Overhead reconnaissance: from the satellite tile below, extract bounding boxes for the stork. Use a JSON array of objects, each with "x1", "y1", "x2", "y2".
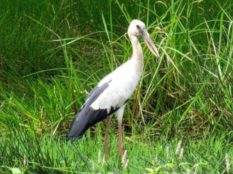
[{"x1": 68, "y1": 19, "x2": 160, "y2": 162}]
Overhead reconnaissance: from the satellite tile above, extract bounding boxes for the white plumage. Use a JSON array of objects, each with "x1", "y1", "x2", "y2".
[
  {"x1": 68, "y1": 19, "x2": 160, "y2": 162},
  {"x1": 91, "y1": 57, "x2": 143, "y2": 112}
]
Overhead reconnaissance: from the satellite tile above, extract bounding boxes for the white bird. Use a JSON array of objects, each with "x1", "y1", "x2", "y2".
[{"x1": 68, "y1": 19, "x2": 160, "y2": 162}]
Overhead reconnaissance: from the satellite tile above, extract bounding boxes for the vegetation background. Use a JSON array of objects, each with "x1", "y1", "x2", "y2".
[{"x1": 0, "y1": 0, "x2": 233, "y2": 173}]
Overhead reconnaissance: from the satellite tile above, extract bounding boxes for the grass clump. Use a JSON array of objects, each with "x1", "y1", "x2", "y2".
[
  {"x1": 0, "y1": 131, "x2": 232, "y2": 173},
  {"x1": 0, "y1": 0, "x2": 233, "y2": 173}
]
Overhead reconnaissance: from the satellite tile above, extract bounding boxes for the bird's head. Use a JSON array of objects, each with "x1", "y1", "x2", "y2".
[{"x1": 128, "y1": 19, "x2": 160, "y2": 58}]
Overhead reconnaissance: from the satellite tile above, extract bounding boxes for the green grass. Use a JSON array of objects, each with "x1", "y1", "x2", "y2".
[
  {"x1": 0, "y1": 0, "x2": 233, "y2": 173},
  {"x1": 0, "y1": 131, "x2": 232, "y2": 173}
]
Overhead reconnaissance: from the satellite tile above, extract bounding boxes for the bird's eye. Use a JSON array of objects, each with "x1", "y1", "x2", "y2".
[{"x1": 136, "y1": 25, "x2": 140, "y2": 30}]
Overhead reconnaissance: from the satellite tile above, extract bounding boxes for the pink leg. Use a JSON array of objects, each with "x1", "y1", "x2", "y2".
[
  {"x1": 117, "y1": 123, "x2": 125, "y2": 159},
  {"x1": 115, "y1": 106, "x2": 126, "y2": 162},
  {"x1": 104, "y1": 117, "x2": 111, "y2": 161}
]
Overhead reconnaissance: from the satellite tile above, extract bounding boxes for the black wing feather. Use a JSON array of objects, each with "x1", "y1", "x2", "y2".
[{"x1": 68, "y1": 81, "x2": 118, "y2": 140}]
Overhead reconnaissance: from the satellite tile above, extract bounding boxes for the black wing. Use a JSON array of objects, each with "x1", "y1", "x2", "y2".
[{"x1": 68, "y1": 81, "x2": 119, "y2": 140}]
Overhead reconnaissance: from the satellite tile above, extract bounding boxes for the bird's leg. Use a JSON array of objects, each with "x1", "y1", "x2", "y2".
[
  {"x1": 115, "y1": 105, "x2": 127, "y2": 165},
  {"x1": 118, "y1": 122, "x2": 129, "y2": 169},
  {"x1": 104, "y1": 117, "x2": 111, "y2": 162},
  {"x1": 117, "y1": 122, "x2": 125, "y2": 159}
]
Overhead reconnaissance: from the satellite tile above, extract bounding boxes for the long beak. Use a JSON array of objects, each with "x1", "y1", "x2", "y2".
[{"x1": 143, "y1": 30, "x2": 160, "y2": 58}]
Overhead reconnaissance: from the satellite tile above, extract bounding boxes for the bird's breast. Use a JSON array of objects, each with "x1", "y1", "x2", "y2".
[
  {"x1": 112, "y1": 68, "x2": 141, "y2": 98},
  {"x1": 91, "y1": 59, "x2": 143, "y2": 110}
]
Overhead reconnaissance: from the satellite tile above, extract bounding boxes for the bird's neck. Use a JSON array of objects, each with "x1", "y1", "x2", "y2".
[
  {"x1": 130, "y1": 35, "x2": 144, "y2": 72},
  {"x1": 130, "y1": 36, "x2": 143, "y2": 60}
]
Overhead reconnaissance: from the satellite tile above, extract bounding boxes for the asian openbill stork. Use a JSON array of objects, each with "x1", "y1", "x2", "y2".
[{"x1": 68, "y1": 19, "x2": 160, "y2": 162}]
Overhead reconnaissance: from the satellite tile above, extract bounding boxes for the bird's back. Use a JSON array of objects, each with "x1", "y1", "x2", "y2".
[{"x1": 68, "y1": 58, "x2": 143, "y2": 140}]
